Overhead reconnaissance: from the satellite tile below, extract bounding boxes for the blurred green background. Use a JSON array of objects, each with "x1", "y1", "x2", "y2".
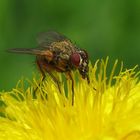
[{"x1": 0, "y1": 0, "x2": 140, "y2": 90}]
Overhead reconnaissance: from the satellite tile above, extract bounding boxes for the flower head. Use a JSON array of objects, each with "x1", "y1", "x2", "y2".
[{"x1": 0, "y1": 58, "x2": 140, "y2": 140}]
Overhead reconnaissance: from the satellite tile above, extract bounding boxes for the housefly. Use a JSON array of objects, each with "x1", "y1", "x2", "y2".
[{"x1": 8, "y1": 31, "x2": 89, "y2": 105}]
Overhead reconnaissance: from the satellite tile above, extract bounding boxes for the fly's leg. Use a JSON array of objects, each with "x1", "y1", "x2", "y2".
[
  {"x1": 36, "y1": 58, "x2": 61, "y2": 94},
  {"x1": 66, "y1": 72, "x2": 74, "y2": 105},
  {"x1": 87, "y1": 75, "x2": 90, "y2": 84},
  {"x1": 34, "y1": 59, "x2": 46, "y2": 96},
  {"x1": 45, "y1": 69, "x2": 62, "y2": 94},
  {"x1": 34, "y1": 76, "x2": 46, "y2": 93}
]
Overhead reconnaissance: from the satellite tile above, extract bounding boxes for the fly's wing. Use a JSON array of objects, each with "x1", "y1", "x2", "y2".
[
  {"x1": 7, "y1": 48, "x2": 44, "y2": 55},
  {"x1": 7, "y1": 48, "x2": 53, "y2": 59},
  {"x1": 37, "y1": 31, "x2": 70, "y2": 47},
  {"x1": 7, "y1": 31, "x2": 71, "y2": 60}
]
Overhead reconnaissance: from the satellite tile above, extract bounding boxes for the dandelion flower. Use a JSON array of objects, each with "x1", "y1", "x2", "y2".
[{"x1": 0, "y1": 58, "x2": 140, "y2": 140}]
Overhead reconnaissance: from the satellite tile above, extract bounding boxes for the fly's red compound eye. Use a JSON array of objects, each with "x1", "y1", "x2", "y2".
[{"x1": 70, "y1": 53, "x2": 81, "y2": 67}]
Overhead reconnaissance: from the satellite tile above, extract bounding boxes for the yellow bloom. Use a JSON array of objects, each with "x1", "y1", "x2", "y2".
[{"x1": 0, "y1": 58, "x2": 140, "y2": 140}]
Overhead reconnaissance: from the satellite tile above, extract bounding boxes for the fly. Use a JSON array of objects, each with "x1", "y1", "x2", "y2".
[{"x1": 7, "y1": 31, "x2": 90, "y2": 105}]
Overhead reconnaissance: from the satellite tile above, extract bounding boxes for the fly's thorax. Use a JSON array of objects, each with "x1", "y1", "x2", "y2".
[{"x1": 50, "y1": 40, "x2": 75, "y2": 54}]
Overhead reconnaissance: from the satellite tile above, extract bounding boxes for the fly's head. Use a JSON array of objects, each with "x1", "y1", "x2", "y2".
[{"x1": 70, "y1": 49, "x2": 89, "y2": 83}]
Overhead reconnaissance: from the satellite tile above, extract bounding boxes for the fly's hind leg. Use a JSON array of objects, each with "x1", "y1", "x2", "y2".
[
  {"x1": 34, "y1": 59, "x2": 46, "y2": 97},
  {"x1": 36, "y1": 58, "x2": 61, "y2": 94},
  {"x1": 45, "y1": 70, "x2": 62, "y2": 94}
]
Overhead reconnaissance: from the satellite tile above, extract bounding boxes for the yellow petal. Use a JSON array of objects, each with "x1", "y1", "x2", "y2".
[{"x1": 0, "y1": 59, "x2": 140, "y2": 140}]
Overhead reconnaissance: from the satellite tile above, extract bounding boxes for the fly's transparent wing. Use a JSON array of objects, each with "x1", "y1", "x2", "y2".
[
  {"x1": 7, "y1": 48, "x2": 48, "y2": 55},
  {"x1": 37, "y1": 31, "x2": 69, "y2": 47}
]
